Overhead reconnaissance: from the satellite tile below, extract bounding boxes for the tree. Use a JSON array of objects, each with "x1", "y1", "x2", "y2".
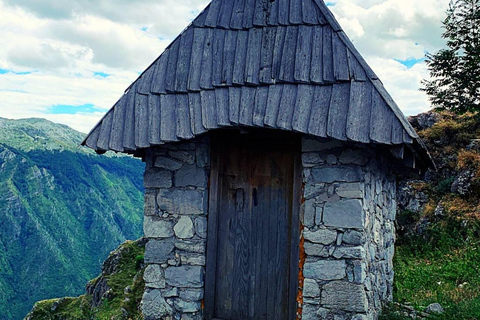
[{"x1": 421, "y1": 0, "x2": 480, "y2": 113}]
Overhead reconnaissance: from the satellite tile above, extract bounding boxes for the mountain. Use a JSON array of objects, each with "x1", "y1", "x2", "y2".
[{"x1": 0, "y1": 118, "x2": 144, "y2": 320}]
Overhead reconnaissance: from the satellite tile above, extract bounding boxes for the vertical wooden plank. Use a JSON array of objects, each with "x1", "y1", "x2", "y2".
[
  {"x1": 245, "y1": 28, "x2": 262, "y2": 85},
  {"x1": 230, "y1": 0, "x2": 245, "y2": 29},
  {"x1": 239, "y1": 86, "x2": 256, "y2": 126},
  {"x1": 278, "y1": 0, "x2": 290, "y2": 25},
  {"x1": 294, "y1": 25, "x2": 313, "y2": 82},
  {"x1": 215, "y1": 88, "x2": 230, "y2": 126},
  {"x1": 333, "y1": 32, "x2": 350, "y2": 81},
  {"x1": 253, "y1": 86, "x2": 269, "y2": 126},
  {"x1": 271, "y1": 26, "x2": 287, "y2": 82},
  {"x1": 137, "y1": 66, "x2": 154, "y2": 95},
  {"x1": 134, "y1": 93, "x2": 149, "y2": 148},
  {"x1": 346, "y1": 81, "x2": 372, "y2": 143},
  {"x1": 192, "y1": 6, "x2": 208, "y2": 27},
  {"x1": 201, "y1": 90, "x2": 218, "y2": 129},
  {"x1": 151, "y1": 50, "x2": 169, "y2": 94},
  {"x1": 323, "y1": 26, "x2": 334, "y2": 83},
  {"x1": 229, "y1": 87, "x2": 241, "y2": 124},
  {"x1": 310, "y1": 26, "x2": 324, "y2": 83},
  {"x1": 188, "y1": 28, "x2": 207, "y2": 91},
  {"x1": 243, "y1": 0, "x2": 255, "y2": 28},
  {"x1": 279, "y1": 26, "x2": 299, "y2": 82},
  {"x1": 175, "y1": 28, "x2": 194, "y2": 92},
  {"x1": 370, "y1": 91, "x2": 393, "y2": 144},
  {"x1": 205, "y1": 0, "x2": 221, "y2": 27},
  {"x1": 123, "y1": 86, "x2": 136, "y2": 150},
  {"x1": 222, "y1": 31, "x2": 237, "y2": 86},
  {"x1": 391, "y1": 118, "x2": 404, "y2": 145},
  {"x1": 253, "y1": 0, "x2": 268, "y2": 26},
  {"x1": 109, "y1": 98, "x2": 126, "y2": 152},
  {"x1": 268, "y1": 0, "x2": 279, "y2": 25},
  {"x1": 200, "y1": 29, "x2": 214, "y2": 90},
  {"x1": 302, "y1": 0, "x2": 319, "y2": 24},
  {"x1": 147, "y1": 94, "x2": 161, "y2": 145},
  {"x1": 307, "y1": 85, "x2": 331, "y2": 137},
  {"x1": 84, "y1": 125, "x2": 101, "y2": 150},
  {"x1": 264, "y1": 84, "x2": 283, "y2": 127},
  {"x1": 176, "y1": 94, "x2": 194, "y2": 139},
  {"x1": 233, "y1": 30, "x2": 248, "y2": 85},
  {"x1": 165, "y1": 40, "x2": 180, "y2": 92},
  {"x1": 292, "y1": 84, "x2": 314, "y2": 133},
  {"x1": 276, "y1": 84, "x2": 297, "y2": 130},
  {"x1": 160, "y1": 94, "x2": 177, "y2": 141},
  {"x1": 218, "y1": 0, "x2": 234, "y2": 28},
  {"x1": 259, "y1": 27, "x2": 277, "y2": 84},
  {"x1": 289, "y1": 0, "x2": 302, "y2": 24},
  {"x1": 97, "y1": 110, "x2": 114, "y2": 151},
  {"x1": 212, "y1": 28, "x2": 226, "y2": 87},
  {"x1": 327, "y1": 83, "x2": 350, "y2": 140},
  {"x1": 188, "y1": 93, "x2": 207, "y2": 135},
  {"x1": 204, "y1": 142, "x2": 221, "y2": 319},
  {"x1": 347, "y1": 49, "x2": 367, "y2": 81}
]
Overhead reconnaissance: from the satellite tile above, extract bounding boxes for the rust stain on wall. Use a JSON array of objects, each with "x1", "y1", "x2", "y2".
[{"x1": 296, "y1": 222, "x2": 306, "y2": 320}]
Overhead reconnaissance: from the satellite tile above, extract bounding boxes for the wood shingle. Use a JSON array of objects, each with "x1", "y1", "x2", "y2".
[{"x1": 82, "y1": 0, "x2": 433, "y2": 170}]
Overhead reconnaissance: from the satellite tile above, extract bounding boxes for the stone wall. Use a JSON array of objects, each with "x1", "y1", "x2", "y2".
[
  {"x1": 141, "y1": 137, "x2": 210, "y2": 320},
  {"x1": 300, "y1": 137, "x2": 396, "y2": 320},
  {"x1": 140, "y1": 134, "x2": 396, "y2": 320}
]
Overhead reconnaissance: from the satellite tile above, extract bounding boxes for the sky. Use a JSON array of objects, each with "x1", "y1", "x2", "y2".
[{"x1": 0, "y1": 0, "x2": 450, "y2": 133}]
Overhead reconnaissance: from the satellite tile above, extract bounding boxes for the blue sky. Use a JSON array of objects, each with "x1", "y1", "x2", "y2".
[{"x1": 0, "y1": 0, "x2": 450, "y2": 133}]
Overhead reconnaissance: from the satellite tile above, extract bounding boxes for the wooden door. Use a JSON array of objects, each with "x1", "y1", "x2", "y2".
[{"x1": 205, "y1": 130, "x2": 301, "y2": 320}]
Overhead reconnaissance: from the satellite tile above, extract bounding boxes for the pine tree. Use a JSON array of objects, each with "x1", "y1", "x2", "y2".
[{"x1": 421, "y1": 0, "x2": 480, "y2": 113}]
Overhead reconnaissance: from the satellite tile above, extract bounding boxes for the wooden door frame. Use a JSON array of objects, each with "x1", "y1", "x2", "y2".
[{"x1": 204, "y1": 130, "x2": 302, "y2": 320}]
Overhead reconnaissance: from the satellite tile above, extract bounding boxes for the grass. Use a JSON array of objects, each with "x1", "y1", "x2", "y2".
[{"x1": 26, "y1": 240, "x2": 145, "y2": 320}]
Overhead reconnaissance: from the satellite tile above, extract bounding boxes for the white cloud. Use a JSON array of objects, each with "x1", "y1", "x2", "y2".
[{"x1": 0, "y1": 0, "x2": 452, "y2": 133}]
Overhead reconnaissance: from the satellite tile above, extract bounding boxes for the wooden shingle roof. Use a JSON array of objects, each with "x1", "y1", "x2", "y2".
[{"x1": 82, "y1": 0, "x2": 433, "y2": 170}]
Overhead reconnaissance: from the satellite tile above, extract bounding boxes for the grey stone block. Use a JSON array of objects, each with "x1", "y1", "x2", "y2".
[
  {"x1": 304, "y1": 259, "x2": 346, "y2": 280},
  {"x1": 304, "y1": 183, "x2": 325, "y2": 200},
  {"x1": 144, "y1": 264, "x2": 166, "y2": 289},
  {"x1": 175, "y1": 239, "x2": 206, "y2": 253},
  {"x1": 180, "y1": 254, "x2": 206, "y2": 266},
  {"x1": 169, "y1": 150, "x2": 195, "y2": 165},
  {"x1": 145, "y1": 238, "x2": 175, "y2": 264},
  {"x1": 157, "y1": 189, "x2": 204, "y2": 215},
  {"x1": 155, "y1": 156, "x2": 183, "y2": 171},
  {"x1": 161, "y1": 287, "x2": 178, "y2": 297},
  {"x1": 165, "y1": 266, "x2": 204, "y2": 288},
  {"x1": 179, "y1": 288, "x2": 204, "y2": 301},
  {"x1": 302, "y1": 152, "x2": 325, "y2": 167},
  {"x1": 303, "y1": 199, "x2": 315, "y2": 228},
  {"x1": 174, "y1": 298, "x2": 201, "y2": 312},
  {"x1": 332, "y1": 246, "x2": 366, "y2": 259},
  {"x1": 321, "y1": 281, "x2": 368, "y2": 312},
  {"x1": 144, "y1": 168, "x2": 173, "y2": 188},
  {"x1": 303, "y1": 279, "x2": 320, "y2": 297},
  {"x1": 196, "y1": 144, "x2": 210, "y2": 168},
  {"x1": 141, "y1": 289, "x2": 173, "y2": 319},
  {"x1": 311, "y1": 166, "x2": 363, "y2": 183},
  {"x1": 194, "y1": 217, "x2": 207, "y2": 239},
  {"x1": 301, "y1": 304, "x2": 320, "y2": 320},
  {"x1": 174, "y1": 165, "x2": 207, "y2": 187},
  {"x1": 144, "y1": 190, "x2": 157, "y2": 216},
  {"x1": 336, "y1": 183, "x2": 363, "y2": 198},
  {"x1": 304, "y1": 228, "x2": 337, "y2": 245},
  {"x1": 342, "y1": 230, "x2": 365, "y2": 245},
  {"x1": 323, "y1": 199, "x2": 364, "y2": 228},
  {"x1": 303, "y1": 242, "x2": 329, "y2": 257},
  {"x1": 174, "y1": 216, "x2": 195, "y2": 239},
  {"x1": 144, "y1": 216, "x2": 174, "y2": 238}
]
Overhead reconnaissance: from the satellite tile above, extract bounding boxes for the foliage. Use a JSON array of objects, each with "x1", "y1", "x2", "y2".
[
  {"x1": 421, "y1": 0, "x2": 480, "y2": 113},
  {"x1": 0, "y1": 118, "x2": 144, "y2": 320},
  {"x1": 26, "y1": 240, "x2": 145, "y2": 320}
]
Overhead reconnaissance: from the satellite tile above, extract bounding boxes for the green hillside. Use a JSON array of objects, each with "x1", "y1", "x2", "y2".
[{"x1": 0, "y1": 118, "x2": 144, "y2": 320}]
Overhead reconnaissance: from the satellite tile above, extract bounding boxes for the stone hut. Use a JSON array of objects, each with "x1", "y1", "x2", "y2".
[{"x1": 82, "y1": 0, "x2": 432, "y2": 319}]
